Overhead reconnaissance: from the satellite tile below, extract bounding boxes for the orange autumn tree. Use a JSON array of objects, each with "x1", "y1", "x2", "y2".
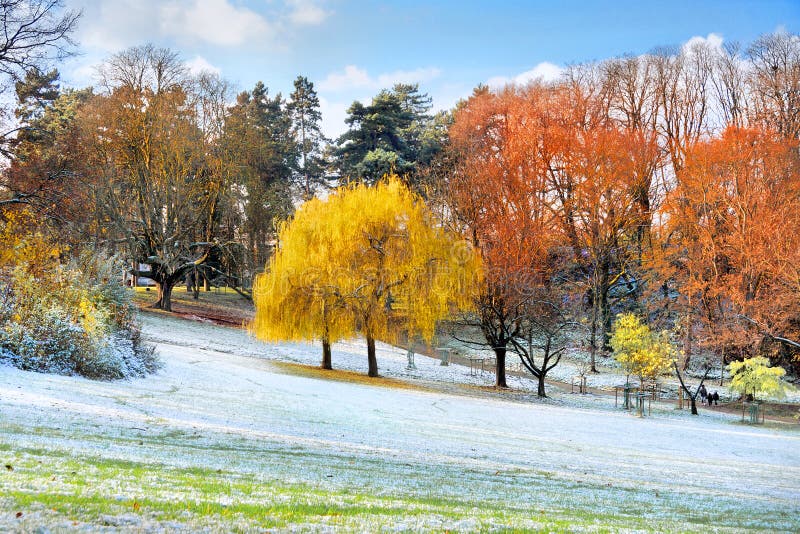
[
  {"x1": 447, "y1": 85, "x2": 570, "y2": 393},
  {"x1": 538, "y1": 79, "x2": 652, "y2": 372},
  {"x1": 557, "y1": 120, "x2": 650, "y2": 371},
  {"x1": 668, "y1": 127, "x2": 800, "y2": 367}
]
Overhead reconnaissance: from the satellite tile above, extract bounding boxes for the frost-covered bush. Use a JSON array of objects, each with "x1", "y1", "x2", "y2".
[
  {"x1": 0, "y1": 266, "x2": 159, "y2": 379},
  {"x1": 0, "y1": 308, "x2": 90, "y2": 374},
  {"x1": 0, "y1": 215, "x2": 159, "y2": 379}
]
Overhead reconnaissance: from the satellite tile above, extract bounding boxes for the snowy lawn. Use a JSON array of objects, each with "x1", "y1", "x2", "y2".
[{"x1": 1, "y1": 312, "x2": 798, "y2": 532}]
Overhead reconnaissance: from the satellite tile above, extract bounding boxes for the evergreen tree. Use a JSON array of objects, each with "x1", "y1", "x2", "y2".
[
  {"x1": 333, "y1": 84, "x2": 438, "y2": 185},
  {"x1": 223, "y1": 82, "x2": 296, "y2": 275},
  {"x1": 287, "y1": 75, "x2": 327, "y2": 200}
]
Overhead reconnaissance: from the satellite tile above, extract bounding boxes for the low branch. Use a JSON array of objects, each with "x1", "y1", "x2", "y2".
[
  {"x1": 738, "y1": 314, "x2": 800, "y2": 350},
  {"x1": 203, "y1": 264, "x2": 253, "y2": 301}
]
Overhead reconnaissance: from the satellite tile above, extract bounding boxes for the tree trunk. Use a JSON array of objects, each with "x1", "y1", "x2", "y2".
[
  {"x1": 367, "y1": 335, "x2": 378, "y2": 377},
  {"x1": 321, "y1": 338, "x2": 332, "y2": 370},
  {"x1": 154, "y1": 281, "x2": 174, "y2": 311},
  {"x1": 537, "y1": 374, "x2": 547, "y2": 397},
  {"x1": 690, "y1": 397, "x2": 698, "y2": 415},
  {"x1": 682, "y1": 308, "x2": 693, "y2": 370},
  {"x1": 494, "y1": 345, "x2": 508, "y2": 388},
  {"x1": 590, "y1": 283, "x2": 599, "y2": 373},
  {"x1": 599, "y1": 258, "x2": 612, "y2": 352},
  {"x1": 204, "y1": 272, "x2": 211, "y2": 292}
]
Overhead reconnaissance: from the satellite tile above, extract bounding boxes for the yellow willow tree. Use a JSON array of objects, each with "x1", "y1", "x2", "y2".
[
  {"x1": 252, "y1": 177, "x2": 481, "y2": 376},
  {"x1": 250, "y1": 195, "x2": 354, "y2": 370}
]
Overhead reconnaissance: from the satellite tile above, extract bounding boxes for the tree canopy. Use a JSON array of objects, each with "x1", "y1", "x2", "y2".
[
  {"x1": 251, "y1": 176, "x2": 480, "y2": 376},
  {"x1": 333, "y1": 84, "x2": 436, "y2": 186},
  {"x1": 610, "y1": 313, "x2": 675, "y2": 386},
  {"x1": 728, "y1": 357, "x2": 793, "y2": 401}
]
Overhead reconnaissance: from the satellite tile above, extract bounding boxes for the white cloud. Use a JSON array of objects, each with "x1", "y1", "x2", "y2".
[
  {"x1": 65, "y1": 59, "x2": 102, "y2": 87},
  {"x1": 319, "y1": 95, "x2": 352, "y2": 139},
  {"x1": 287, "y1": 0, "x2": 330, "y2": 26},
  {"x1": 682, "y1": 33, "x2": 724, "y2": 55},
  {"x1": 319, "y1": 65, "x2": 441, "y2": 92},
  {"x1": 487, "y1": 61, "x2": 564, "y2": 89},
  {"x1": 159, "y1": 0, "x2": 272, "y2": 47},
  {"x1": 77, "y1": 1, "x2": 161, "y2": 51},
  {"x1": 319, "y1": 65, "x2": 373, "y2": 91},
  {"x1": 185, "y1": 55, "x2": 221, "y2": 76},
  {"x1": 73, "y1": 0, "x2": 328, "y2": 53}
]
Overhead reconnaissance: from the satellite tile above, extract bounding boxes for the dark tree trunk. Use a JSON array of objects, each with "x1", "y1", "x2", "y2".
[
  {"x1": 683, "y1": 310, "x2": 693, "y2": 371},
  {"x1": 154, "y1": 281, "x2": 174, "y2": 311},
  {"x1": 590, "y1": 287, "x2": 599, "y2": 373},
  {"x1": 599, "y1": 258, "x2": 612, "y2": 352},
  {"x1": 494, "y1": 345, "x2": 508, "y2": 388},
  {"x1": 367, "y1": 335, "x2": 378, "y2": 377},
  {"x1": 321, "y1": 338, "x2": 332, "y2": 370},
  {"x1": 537, "y1": 374, "x2": 547, "y2": 397},
  {"x1": 674, "y1": 362, "x2": 710, "y2": 416}
]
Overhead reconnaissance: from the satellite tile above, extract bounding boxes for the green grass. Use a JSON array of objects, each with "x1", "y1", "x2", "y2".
[
  {"x1": 2, "y1": 432, "x2": 792, "y2": 533},
  {"x1": 1, "y1": 447, "x2": 536, "y2": 531}
]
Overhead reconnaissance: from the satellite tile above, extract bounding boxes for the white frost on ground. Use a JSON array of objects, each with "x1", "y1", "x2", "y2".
[{"x1": 0, "y1": 312, "x2": 798, "y2": 531}]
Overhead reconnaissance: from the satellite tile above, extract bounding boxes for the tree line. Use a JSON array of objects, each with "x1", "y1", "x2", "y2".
[
  {"x1": 256, "y1": 30, "x2": 800, "y2": 391},
  {"x1": 433, "y1": 31, "x2": 800, "y2": 388},
  {"x1": 1, "y1": 0, "x2": 797, "y2": 389},
  {"x1": 2, "y1": 43, "x2": 443, "y2": 311}
]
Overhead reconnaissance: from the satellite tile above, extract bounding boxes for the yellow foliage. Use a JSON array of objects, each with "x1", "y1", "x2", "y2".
[
  {"x1": 251, "y1": 176, "x2": 481, "y2": 350},
  {"x1": 0, "y1": 210, "x2": 62, "y2": 277},
  {"x1": 610, "y1": 313, "x2": 675, "y2": 385},
  {"x1": 728, "y1": 356, "x2": 794, "y2": 400}
]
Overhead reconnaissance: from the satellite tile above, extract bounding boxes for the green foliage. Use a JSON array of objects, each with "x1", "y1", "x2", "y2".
[
  {"x1": 354, "y1": 147, "x2": 413, "y2": 182},
  {"x1": 728, "y1": 356, "x2": 794, "y2": 400},
  {"x1": 610, "y1": 313, "x2": 675, "y2": 385},
  {"x1": 334, "y1": 84, "x2": 437, "y2": 186},
  {"x1": 288, "y1": 75, "x2": 327, "y2": 199},
  {"x1": 223, "y1": 81, "x2": 296, "y2": 269}
]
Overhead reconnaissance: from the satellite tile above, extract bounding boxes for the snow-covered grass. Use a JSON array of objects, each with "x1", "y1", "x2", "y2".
[{"x1": 1, "y1": 312, "x2": 799, "y2": 532}]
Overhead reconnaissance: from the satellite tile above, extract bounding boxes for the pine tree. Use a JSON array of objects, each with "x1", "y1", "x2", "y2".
[
  {"x1": 223, "y1": 82, "x2": 296, "y2": 273},
  {"x1": 333, "y1": 84, "x2": 436, "y2": 185},
  {"x1": 287, "y1": 76, "x2": 326, "y2": 200}
]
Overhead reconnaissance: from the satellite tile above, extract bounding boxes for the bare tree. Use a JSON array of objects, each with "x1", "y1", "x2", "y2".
[
  {"x1": 510, "y1": 293, "x2": 578, "y2": 397},
  {"x1": 747, "y1": 30, "x2": 800, "y2": 140},
  {"x1": 0, "y1": 0, "x2": 79, "y2": 160},
  {"x1": 711, "y1": 42, "x2": 750, "y2": 130},
  {"x1": 0, "y1": 0, "x2": 79, "y2": 82},
  {"x1": 650, "y1": 43, "x2": 713, "y2": 175}
]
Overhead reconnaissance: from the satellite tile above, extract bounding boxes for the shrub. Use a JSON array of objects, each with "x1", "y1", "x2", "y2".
[{"x1": 0, "y1": 215, "x2": 159, "y2": 379}]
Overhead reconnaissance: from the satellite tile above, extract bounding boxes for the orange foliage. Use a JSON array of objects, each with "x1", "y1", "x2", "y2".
[
  {"x1": 668, "y1": 127, "x2": 800, "y2": 360},
  {"x1": 447, "y1": 85, "x2": 559, "y2": 387}
]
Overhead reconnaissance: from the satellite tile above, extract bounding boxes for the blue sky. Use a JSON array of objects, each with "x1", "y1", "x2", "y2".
[{"x1": 62, "y1": 0, "x2": 800, "y2": 137}]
